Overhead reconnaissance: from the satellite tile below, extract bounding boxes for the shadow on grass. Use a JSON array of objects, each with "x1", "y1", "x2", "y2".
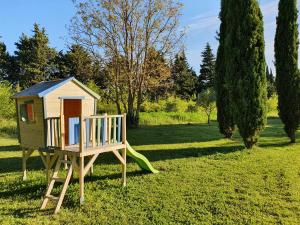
[
  {"x1": 0, "y1": 156, "x2": 43, "y2": 173},
  {"x1": 0, "y1": 145, "x2": 21, "y2": 152},
  {"x1": 127, "y1": 122, "x2": 223, "y2": 145},
  {"x1": 131, "y1": 145, "x2": 245, "y2": 163},
  {"x1": 88, "y1": 144, "x2": 245, "y2": 167}
]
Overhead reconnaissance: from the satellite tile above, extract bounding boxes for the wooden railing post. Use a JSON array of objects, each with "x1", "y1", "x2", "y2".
[
  {"x1": 60, "y1": 99, "x2": 65, "y2": 150},
  {"x1": 80, "y1": 116, "x2": 84, "y2": 153},
  {"x1": 113, "y1": 118, "x2": 117, "y2": 143},
  {"x1": 92, "y1": 118, "x2": 96, "y2": 147},
  {"x1": 121, "y1": 113, "x2": 127, "y2": 186},
  {"x1": 104, "y1": 113, "x2": 108, "y2": 144},
  {"x1": 97, "y1": 118, "x2": 101, "y2": 146},
  {"x1": 79, "y1": 104, "x2": 85, "y2": 204},
  {"x1": 122, "y1": 114, "x2": 126, "y2": 144},
  {"x1": 108, "y1": 117, "x2": 111, "y2": 144}
]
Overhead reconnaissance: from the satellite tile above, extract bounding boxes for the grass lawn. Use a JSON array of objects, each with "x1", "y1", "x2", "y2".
[{"x1": 0, "y1": 116, "x2": 300, "y2": 224}]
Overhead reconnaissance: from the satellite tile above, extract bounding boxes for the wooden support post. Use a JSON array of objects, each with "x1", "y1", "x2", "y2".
[
  {"x1": 79, "y1": 156, "x2": 84, "y2": 205},
  {"x1": 22, "y1": 148, "x2": 27, "y2": 181},
  {"x1": 46, "y1": 152, "x2": 51, "y2": 184},
  {"x1": 79, "y1": 102, "x2": 85, "y2": 204},
  {"x1": 46, "y1": 120, "x2": 49, "y2": 146},
  {"x1": 89, "y1": 155, "x2": 94, "y2": 176},
  {"x1": 60, "y1": 99, "x2": 67, "y2": 169},
  {"x1": 122, "y1": 113, "x2": 127, "y2": 187},
  {"x1": 92, "y1": 118, "x2": 96, "y2": 147},
  {"x1": 22, "y1": 149, "x2": 34, "y2": 181}
]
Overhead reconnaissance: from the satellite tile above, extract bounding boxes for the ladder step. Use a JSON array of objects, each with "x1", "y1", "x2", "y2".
[
  {"x1": 46, "y1": 194, "x2": 59, "y2": 201},
  {"x1": 53, "y1": 177, "x2": 65, "y2": 183},
  {"x1": 60, "y1": 160, "x2": 72, "y2": 164}
]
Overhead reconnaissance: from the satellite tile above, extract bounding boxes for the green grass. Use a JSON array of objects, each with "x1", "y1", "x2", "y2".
[
  {"x1": 0, "y1": 115, "x2": 300, "y2": 224},
  {"x1": 140, "y1": 111, "x2": 216, "y2": 125}
]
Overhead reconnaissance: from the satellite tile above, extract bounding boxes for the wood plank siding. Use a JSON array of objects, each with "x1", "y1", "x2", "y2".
[
  {"x1": 18, "y1": 97, "x2": 45, "y2": 149},
  {"x1": 43, "y1": 81, "x2": 95, "y2": 119}
]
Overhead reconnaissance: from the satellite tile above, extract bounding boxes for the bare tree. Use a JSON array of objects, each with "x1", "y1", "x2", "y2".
[{"x1": 70, "y1": 0, "x2": 184, "y2": 127}]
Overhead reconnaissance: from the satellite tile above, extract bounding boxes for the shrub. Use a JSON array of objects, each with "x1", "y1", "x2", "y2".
[
  {"x1": 267, "y1": 95, "x2": 278, "y2": 117},
  {"x1": 0, "y1": 81, "x2": 16, "y2": 119},
  {"x1": 97, "y1": 101, "x2": 118, "y2": 114},
  {"x1": 141, "y1": 101, "x2": 163, "y2": 112},
  {"x1": 165, "y1": 101, "x2": 179, "y2": 112},
  {"x1": 186, "y1": 103, "x2": 199, "y2": 113}
]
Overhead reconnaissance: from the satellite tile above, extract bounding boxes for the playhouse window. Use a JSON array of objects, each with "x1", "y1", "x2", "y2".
[{"x1": 20, "y1": 101, "x2": 35, "y2": 122}]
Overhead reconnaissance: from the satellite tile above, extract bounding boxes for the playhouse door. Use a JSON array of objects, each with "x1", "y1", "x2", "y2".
[{"x1": 64, "y1": 99, "x2": 82, "y2": 146}]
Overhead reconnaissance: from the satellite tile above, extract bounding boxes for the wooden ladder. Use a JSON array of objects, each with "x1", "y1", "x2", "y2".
[{"x1": 41, "y1": 154, "x2": 73, "y2": 214}]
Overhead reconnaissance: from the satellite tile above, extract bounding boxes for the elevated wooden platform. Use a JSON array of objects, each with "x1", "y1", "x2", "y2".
[{"x1": 60, "y1": 143, "x2": 126, "y2": 156}]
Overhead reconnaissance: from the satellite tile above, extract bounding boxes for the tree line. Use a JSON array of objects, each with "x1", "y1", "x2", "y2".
[{"x1": 0, "y1": 0, "x2": 298, "y2": 148}]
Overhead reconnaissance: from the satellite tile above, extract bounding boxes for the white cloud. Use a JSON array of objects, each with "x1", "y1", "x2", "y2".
[{"x1": 185, "y1": 9, "x2": 219, "y2": 35}]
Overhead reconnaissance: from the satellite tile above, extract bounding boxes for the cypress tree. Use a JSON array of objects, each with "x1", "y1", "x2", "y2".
[
  {"x1": 198, "y1": 43, "x2": 215, "y2": 94},
  {"x1": 227, "y1": 0, "x2": 267, "y2": 148},
  {"x1": 266, "y1": 66, "x2": 276, "y2": 98},
  {"x1": 215, "y1": 0, "x2": 235, "y2": 138},
  {"x1": 275, "y1": 0, "x2": 300, "y2": 143}
]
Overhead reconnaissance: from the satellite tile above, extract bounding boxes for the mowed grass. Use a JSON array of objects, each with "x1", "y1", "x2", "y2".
[{"x1": 0, "y1": 116, "x2": 300, "y2": 224}]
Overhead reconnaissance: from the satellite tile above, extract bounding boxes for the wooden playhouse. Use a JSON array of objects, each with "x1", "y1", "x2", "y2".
[{"x1": 12, "y1": 77, "x2": 127, "y2": 213}]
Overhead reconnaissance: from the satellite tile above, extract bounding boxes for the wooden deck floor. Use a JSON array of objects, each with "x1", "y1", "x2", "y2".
[{"x1": 55, "y1": 143, "x2": 126, "y2": 157}]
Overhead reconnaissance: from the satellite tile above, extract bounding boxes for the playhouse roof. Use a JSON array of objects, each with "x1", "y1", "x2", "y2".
[{"x1": 12, "y1": 77, "x2": 100, "y2": 99}]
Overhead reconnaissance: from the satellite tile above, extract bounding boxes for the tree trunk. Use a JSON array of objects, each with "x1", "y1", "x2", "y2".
[
  {"x1": 115, "y1": 101, "x2": 121, "y2": 114},
  {"x1": 135, "y1": 89, "x2": 143, "y2": 128},
  {"x1": 288, "y1": 130, "x2": 296, "y2": 143},
  {"x1": 127, "y1": 93, "x2": 138, "y2": 128}
]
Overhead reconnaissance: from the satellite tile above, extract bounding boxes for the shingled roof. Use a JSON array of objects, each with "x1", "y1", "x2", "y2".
[{"x1": 12, "y1": 77, "x2": 100, "y2": 99}]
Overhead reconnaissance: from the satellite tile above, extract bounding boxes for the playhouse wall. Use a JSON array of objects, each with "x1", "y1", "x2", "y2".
[
  {"x1": 43, "y1": 80, "x2": 95, "y2": 118},
  {"x1": 17, "y1": 97, "x2": 45, "y2": 149}
]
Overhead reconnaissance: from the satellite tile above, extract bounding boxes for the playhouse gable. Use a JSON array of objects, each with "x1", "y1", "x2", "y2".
[{"x1": 43, "y1": 79, "x2": 97, "y2": 118}]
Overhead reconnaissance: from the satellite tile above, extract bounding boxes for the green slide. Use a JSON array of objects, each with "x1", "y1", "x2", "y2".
[{"x1": 126, "y1": 141, "x2": 159, "y2": 174}]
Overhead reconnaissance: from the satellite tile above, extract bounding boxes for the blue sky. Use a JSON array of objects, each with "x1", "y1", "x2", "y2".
[{"x1": 1, "y1": 0, "x2": 299, "y2": 73}]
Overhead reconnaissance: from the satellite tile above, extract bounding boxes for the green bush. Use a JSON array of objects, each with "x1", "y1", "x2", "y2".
[
  {"x1": 141, "y1": 96, "x2": 199, "y2": 113},
  {"x1": 141, "y1": 101, "x2": 163, "y2": 112},
  {"x1": 163, "y1": 96, "x2": 190, "y2": 112},
  {"x1": 186, "y1": 103, "x2": 199, "y2": 113},
  {"x1": 0, "y1": 119, "x2": 17, "y2": 137},
  {"x1": 267, "y1": 95, "x2": 278, "y2": 117},
  {"x1": 97, "y1": 101, "x2": 118, "y2": 114},
  {"x1": 164, "y1": 101, "x2": 179, "y2": 112},
  {"x1": 0, "y1": 81, "x2": 16, "y2": 119}
]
